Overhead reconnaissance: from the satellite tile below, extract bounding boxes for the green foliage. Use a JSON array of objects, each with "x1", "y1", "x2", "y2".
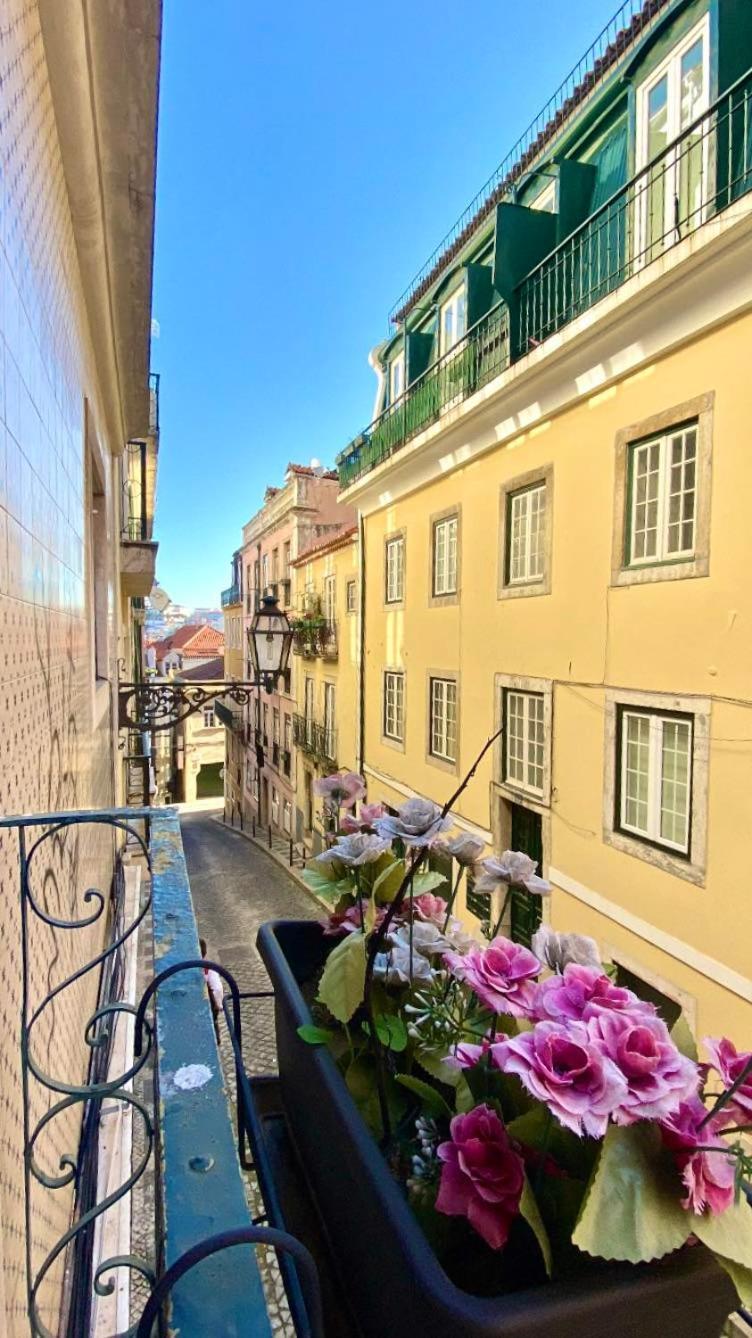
[
  {"x1": 519, "y1": 1175, "x2": 553, "y2": 1277},
  {"x1": 415, "y1": 1045, "x2": 463, "y2": 1090},
  {"x1": 507, "y1": 1106, "x2": 596, "y2": 1183},
  {"x1": 363, "y1": 1013, "x2": 408, "y2": 1053},
  {"x1": 572, "y1": 1123, "x2": 690, "y2": 1263},
  {"x1": 463, "y1": 1058, "x2": 534, "y2": 1123},
  {"x1": 346, "y1": 1054, "x2": 407, "y2": 1137},
  {"x1": 296, "y1": 1024, "x2": 336, "y2": 1046},
  {"x1": 317, "y1": 931, "x2": 367, "y2": 1023},
  {"x1": 411, "y1": 870, "x2": 447, "y2": 895},
  {"x1": 690, "y1": 1196, "x2": 752, "y2": 1306},
  {"x1": 670, "y1": 1013, "x2": 699, "y2": 1062},
  {"x1": 395, "y1": 1073, "x2": 453, "y2": 1119},
  {"x1": 301, "y1": 864, "x2": 353, "y2": 902},
  {"x1": 372, "y1": 858, "x2": 406, "y2": 903}
]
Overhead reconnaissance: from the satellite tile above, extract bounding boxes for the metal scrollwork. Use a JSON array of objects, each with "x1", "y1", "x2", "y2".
[{"x1": 118, "y1": 680, "x2": 267, "y2": 731}]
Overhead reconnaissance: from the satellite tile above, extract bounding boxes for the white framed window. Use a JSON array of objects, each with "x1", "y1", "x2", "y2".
[
  {"x1": 203, "y1": 705, "x2": 215, "y2": 728},
  {"x1": 383, "y1": 671, "x2": 405, "y2": 742},
  {"x1": 433, "y1": 515, "x2": 458, "y2": 596},
  {"x1": 284, "y1": 713, "x2": 292, "y2": 752},
  {"x1": 324, "y1": 574, "x2": 336, "y2": 624},
  {"x1": 636, "y1": 16, "x2": 710, "y2": 258},
  {"x1": 390, "y1": 352, "x2": 405, "y2": 405},
  {"x1": 439, "y1": 286, "x2": 467, "y2": 356},
  {"x1": 618, "y1": 708, "x2": 692, "y2": 855},
  {"x1": 346, "y1": 579, "x2": 357, "y2": 613},
  {"x1": 261, "y1": 553, "x2": 270, "y2": 590},
  {"x1": 507, "y1": 482, "x2": 546, "y2": 584},
  {"x1": 283, "y1": 799, "x2": 292, "y2": 834},
  {"x1": 503, "y1": 690, "x2": 545, "y2": 796},
  {"x1": 271, "y1": 787, "x2": 279, "y2": 825},
  {"x1": 430, "y1": 677, "x2": 457, "y2": 763},
  {"x1": 323, "y1": 683, "x2": 336, "y2": 758},
  {"x1": 272, "y1": 707, "x2": 280, "y2": 744},
  {"x1": 627, "y1": 423, "x2": 697, "y2": 565},
  {"x1": 385, "y1": 535, "x2": 405, "y2": 604},
  {"x1": 532, "y1": 180, "x2": 557, "y2": 212},
  {"x1": 304, "y1": 677, "x2": 314, "y2": 745}
]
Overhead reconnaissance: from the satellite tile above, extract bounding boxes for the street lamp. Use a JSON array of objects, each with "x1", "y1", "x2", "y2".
[{"x1": 248, "y1": 594, "x2": 293, "y2": 688}]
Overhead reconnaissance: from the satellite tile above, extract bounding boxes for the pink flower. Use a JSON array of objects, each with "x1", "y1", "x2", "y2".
[
  {"x1": 435, "y1": 1105, "x2": 524, "y2": 1250},
  {"x1": 703, "y1": 1037, "x2": 752, "y2": 1125},
  {"x1": 533, "y1": 963, "x2": 656, "y2": 1024},
  {"x1": 340, "y1": 802, "x2": 387, "y2": 834},
  {"x1": 493, "y1": 1020, "x2": 627, "y2": 1138},
  {"x1": 445, "y1": 937, "x2": 540, "y2": 1018},
  {"x1": 446, "y1": 1036, "x2": 494, "y2": 1070},
  {"x1": 413, "y1": 893, "x2": 448, "y2": 926},
  {"x1": 661, "y1": 1095, "x2": 735, "y2": 1215},
  {"x1": 589, "y1": 1011, "x2": 699, "y2": 1124},
  {"x1": 322, "y1": 904, "x2": 385, "y2": 936},
  {"x1": 313, "y1": 771, "x2": 366, "y2": 809}
]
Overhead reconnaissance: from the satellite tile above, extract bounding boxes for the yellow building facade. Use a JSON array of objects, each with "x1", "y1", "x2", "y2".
[{"x1": 291, "y1": 527, "x2": 360, "y2": 850}]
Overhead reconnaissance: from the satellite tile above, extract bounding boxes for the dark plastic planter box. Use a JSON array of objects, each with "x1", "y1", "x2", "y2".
[{"x1": 257, "y1": 920, "x2": 735, "y2": 1338}]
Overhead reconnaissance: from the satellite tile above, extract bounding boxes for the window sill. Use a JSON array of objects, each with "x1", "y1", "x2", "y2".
[
  {"x1": 493, "y1": 778, "x2": 549, "y2": 811},
  {"x1": 498, "y1": 576, "x2": 550, "y2": 601},
  {"x1": 428, "y1": 590, "x2": 460, "y2": 609},
  {"x1": 611, "y1": 555, "x2": 709, "y2": 587},
  {"x1": 603, "y1": 825, "x2": 704, "y2": 887},
  {"x1": 380, "y1": 733, "x2": 405, "y2": 754},
  {"x1": 426, "y1": 749, "x2": 459, "y2": 777}
]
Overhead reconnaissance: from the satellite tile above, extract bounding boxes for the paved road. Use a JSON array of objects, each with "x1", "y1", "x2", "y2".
[{"x1": 180, "y1": 808, "x2": 319, "y2": 1074}]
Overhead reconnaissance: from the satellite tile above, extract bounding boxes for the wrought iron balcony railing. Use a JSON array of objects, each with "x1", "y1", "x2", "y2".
[
  {"x1": 221, "y1": 583, "x2": 241, "y2": 607},
  {"x1": 337, "y1": 303, "x2": 508, "y2": 488},
  {"x1": 292, "y1": 713, "x2": 337, "y2": 765},
  {"x1": 340, "y1": 69, "x2": 752, "y2": 491},
  {"x1": 517, "y1": 70, "x2": 752, "y2": 354}
]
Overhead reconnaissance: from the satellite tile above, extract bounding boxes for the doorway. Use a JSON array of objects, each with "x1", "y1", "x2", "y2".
[{"x1": 509, "y1": 803, "x2": 543, "y2": 949}]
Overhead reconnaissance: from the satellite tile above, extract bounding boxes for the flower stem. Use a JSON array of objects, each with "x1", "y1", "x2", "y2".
[
  {"x1": 442, "y1": 865, "x2": 465, "y2": 932},
  {"x1": 491, "y1": 885, "x2": 513, "y2": 940},
  {"x1": 699, "y1": 1053, "x2": 752, "y2": 1129}
]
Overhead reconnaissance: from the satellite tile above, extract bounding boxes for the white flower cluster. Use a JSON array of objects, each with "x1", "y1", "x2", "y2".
[{"x1": 406, "y1": 1115, "x2": 441, "y2": 1202}]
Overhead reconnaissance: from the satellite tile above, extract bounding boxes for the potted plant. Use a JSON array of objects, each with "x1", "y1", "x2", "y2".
[{"x1": 257, "y1": 760, "x2": 751, "y2": 1338}]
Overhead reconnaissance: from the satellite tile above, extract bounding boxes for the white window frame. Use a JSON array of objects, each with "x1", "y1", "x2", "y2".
[
  {"x1": 202, "y1": 705, "x2": 215, "y2": 728},
  {"x1": 439, "y1": 285, "x2": 467, "y2": 357},
  {"x1": 618, "y1": 708, "x2": 692, "y2": 855},
  {"x1": 383, "y1": 671, "x2": 405, "y2": 742},
  {"x1": 390, "y1": 352, "x2": 405, "y2": 406},
  {"x1": 433, "y1": 515, "x2": 458, "y2": 596},
  {"x1": 430, "y1": 677, "x2": 457, "y2": 763},
  {"x1": 507, "y1": 482, "x2": 546, "y2": 585},
  {"x1": 271, "y1": 787, "x2": 279, "y2": 825},
  {"x1": 627, "y1": 423, "x2": 697, "y2": 567},
  {"x1": 532, "y1": 180, "x2": 557, "y2": 212},
  {"x1": 283, "y1": 798, "x2": 292, "y2": 834},
  {"x1": 503, "y1": 689, "x2": 545, "y2": 797},
  {"x1": 385, "y1": 535, "x2": 405, "y2": 604},
  {"x1": 346, "y1": 579, "x2": 357, "y2": 613},
  {"x1": 324, "y1": 574, "x2": 336, "y2": 624},
  {"x1": 323, "y1": 682, "x2": 336, "y2": 757},
  {"x1": 304, "y1": 677, "x2": 314, "y2": 746}
]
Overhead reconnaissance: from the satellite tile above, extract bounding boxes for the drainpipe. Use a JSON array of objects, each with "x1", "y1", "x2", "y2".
[{"x1": 357, "y1": 514, "x2": 366, "y2": 777}]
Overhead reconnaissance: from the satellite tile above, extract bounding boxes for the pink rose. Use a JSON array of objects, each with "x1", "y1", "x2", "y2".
[
  {"x1": 445, "y1": 937, "x2": 540, "y2": 1018},
  {"x1": 413, "y1": 893, "x2": 448, "y2": 926},
  {"x1": 445, "y1": 1036, "x2": 494, "y2": 1070},
  {"x1": 493, "y1": 1020, "x2": 627, "y2": 1138},
  {"x1": 533, "y1": 963, "x2": 656, "y2": 1024},
  {"x1": 703, "y1": 1037, "x2": 752, "y2": 1125},
  {"x1": 436, "y1": 1104, "x2": 524, "y2": 1250},
  {"x1": 661, "y1": 1095, "x2": 735, "y2": 1215},
  {"x1": 322, "y1": 904, "x2": 385, "y2": 936},
  {"x1": 589, "y1": 1011, "x2": 699, "y2": 1124},
  {"x1": 340, "y1": 802, "x2": 387, "y2": 834}
]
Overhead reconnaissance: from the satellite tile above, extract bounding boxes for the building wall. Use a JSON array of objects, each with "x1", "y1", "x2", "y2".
[
  {"x1": 0, "y1": 4, "x2": 157, "y2": 1329},
  {"x1": 179, "y1": 708, "x2": 225, "y2": 803},
  {"x1": 361, "y1": 308, "x2": 752, "y2": 1047}
]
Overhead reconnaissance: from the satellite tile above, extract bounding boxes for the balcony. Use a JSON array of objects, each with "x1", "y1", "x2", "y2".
[
  {"x1": 121, "y1": 393, "x2": 159, "y2": 595},
  {"x1": 292, "y1": 712, "x2": 337, "y2": 765},
  {"x1": 215, "y1": 697, "x2": 244, "y2": 734},
  {"x1": 291, "y1": 617, "x2": 337, "y2": 660},
  {"x1": 338, "y1": 70, "x2": 752, "y2": 490},
  {"x1": 221, "y1": 583, "x2": 241, "y2": 608}
]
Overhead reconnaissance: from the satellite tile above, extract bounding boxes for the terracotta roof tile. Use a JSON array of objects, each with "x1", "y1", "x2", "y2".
[
  {"x1": 292, "y1": 524, "x2": 358, "y2": 566},
  {"x1": 152, "y1": 623, "x2": 225, "y2": 659}
]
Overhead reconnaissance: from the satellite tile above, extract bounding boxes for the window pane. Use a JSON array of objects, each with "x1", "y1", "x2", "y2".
[
  {"x1": 623, "y1": 713, "x2": 650, "y2": 833},
  {"x1": 666, "y1": 428, "x2": 696, "y2": 556},
  {"x1": 508, "y1": 484, "x2": 545, "y2": 583},
  {"x1": 660, "y1": 718, "x2": 691, "y2": 849},
  {"x1": 631, "y1": 441, "x2": 660, "y2": 561}
]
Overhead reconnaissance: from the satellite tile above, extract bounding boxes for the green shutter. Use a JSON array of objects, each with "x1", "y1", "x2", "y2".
[
  {"x1": 406, "y1": 330, "x2": 434, "y2": 385},
  {"x1": 465, "y1": 262, "x2": 494, "y2": 329}
]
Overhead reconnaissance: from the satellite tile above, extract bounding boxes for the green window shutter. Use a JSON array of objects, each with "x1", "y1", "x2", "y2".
[
  {"x1": 406, "y1": 331, "x2": 434, "y2": 386},
  {"x1": 465, "y1": 262, "x2": 494, "y2": 329},
  {"x1": 588, "y1": 117, "x2": 628, "y2": 211}
]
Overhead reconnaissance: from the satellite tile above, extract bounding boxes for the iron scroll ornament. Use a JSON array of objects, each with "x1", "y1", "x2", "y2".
[{"x1": 118, "y1": 680, "x2": 279, "y2": 732}]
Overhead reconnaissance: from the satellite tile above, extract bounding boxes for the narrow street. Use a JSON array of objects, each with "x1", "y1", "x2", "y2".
[{"x1": 180, "y1": 808, "x2": 320, "y2": 1074}]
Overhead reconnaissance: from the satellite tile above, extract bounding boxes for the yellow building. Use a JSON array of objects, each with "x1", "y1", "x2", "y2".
[
  {"x1": 337, "y1": 0, "x2": 752, "y2": 1046},
  {"x1": 291, "y1": 526, "x2": 360, "y2": 850}
]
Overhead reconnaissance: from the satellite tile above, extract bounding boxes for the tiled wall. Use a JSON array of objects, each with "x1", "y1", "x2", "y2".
[{"x1": 0, "y1": 5, "x2": 125, "y2": 1331}]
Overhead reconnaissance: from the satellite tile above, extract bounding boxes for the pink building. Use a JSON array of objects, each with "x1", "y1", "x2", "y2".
[{"x1": 239, "y1": 464, "x2": 353, "y2": 833}]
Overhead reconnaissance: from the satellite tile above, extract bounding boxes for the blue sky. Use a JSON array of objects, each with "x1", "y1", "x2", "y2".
[{"x1": 152, "y1": 0, "x2": 615, "y2": 608}]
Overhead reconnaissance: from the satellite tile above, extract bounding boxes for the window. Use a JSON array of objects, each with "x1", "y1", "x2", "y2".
[
  {"x1": 262, "y1": 703, "x2": 269, "y2": 745},
  {"x1": 272, "y1": 548, "x2": 279, "y2": 582},
  {"x1": 383, "y1": 671, "x2": 405, "y2": 742},
  {"x1": 282, "y1": 666, "x2": 292, "y2": 696},
  {"x1": 432, "y1": 515, "x2": 458, "y2": 597},
  {"x1": 283, "y1": 541, "x2": 291, "y2": 577},
  {"x1": 272, "y1": 707, "x2": 280, "y2": 744},
  {"x1": 203, "y1": 705, "x2": 216, "y2": 728},
  {"x1": 283, "y1": 799, "x2": 292, "y2": 834},
  {"x1": 507, "y1": 482, "x2": 546, "y2": 584},
  {"x1": 503, "y1": 690, "x2": 545, "y2": 796},
  {"x1": 304, "y1": 677, "x2": 314, "y2": 745},
  {"x1": 627, "y1": 424, "x2": 697, "y2": 566},
  {"x1": 532, "y1": 180, "x2": 557, "y2": 212},
  {"x1": 89, "y1": 445, "x2": 109, "y2": 682},
  {"x1": 246, "y1": 759, "x2": 253, "y2": 792},
  {"x1": 439, "y1": 286, "x2": 467, "y2": 356},
  {"x1": 284, "y1": 713, "x2": 292, "y2": 752},
  {"x1": 324, "y1": 574, "x2": 336, "y2": 624},
  {"x1": 617, "y1": 707, "x2": 692, "y2": 855},
  {"x1": 430, "y1": 677, "x2": 457, "y2": 763},
  {"x1": 271, "y1": 787, "x2": 279, "y2": 825},
  {"x1": 324, "y1": 683, "x2": 336, "y2": 758},
  {"x1": 346, "y1": 580, "x2": 357, "y2": 613},
  {"x1": 390, "y1": 353, "x2": 405, "y2": 405},
  {"x1": 261, "y1": 553, "x2": 269, "y2": 590},
  {"x1": 385, "y1": 535, "x2": 405, "y2": 604}
]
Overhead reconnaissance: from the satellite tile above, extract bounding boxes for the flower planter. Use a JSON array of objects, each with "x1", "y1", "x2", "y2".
[{"x1": 257, "y1": 920, "x2": 736, "y2": 1338}]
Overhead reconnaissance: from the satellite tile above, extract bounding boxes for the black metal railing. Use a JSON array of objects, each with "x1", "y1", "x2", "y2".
[
  {"x1": 122, "y1": 438, "x2": 150, "y2": 541},
  {"x1": 292, "y1": 713, "x2": 337, "y2": 764},
  {"x1": 337, "y1": 303, "x2": 508, "y2": 487},
  {"x1": 221, "y1": 583, "x2": 241, "y2": 607},
  {"x1": 517, "y1": 70, "x2": 752, "y2": 354}
]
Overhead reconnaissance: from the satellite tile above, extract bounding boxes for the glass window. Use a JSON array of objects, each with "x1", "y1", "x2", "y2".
[
  {"x1": 532, "y1": 180, "x2": 557, "y2": 212},
  {"x1": 619, "y1": 708, "x2": 692, "y2": 854},
  {"x1": 504, "y1": 690, "x2": 545, "y2": 795},
  {"x1": 324, "y1": 574, "x2": 336, "y2": 624},
  {"x1": 283, "y1": 799, "x2": 292, "y2": 834},
  {"x1": 384, "y1": 671, "x2": 405, "y2": 741},
  {"x1": 507, "y1": 482, "x2": 546, "y2": 584},
  {"x1": 430, "y1": 678, "x2": 457, "y2": 762},
  {"x1": 324, "y1": 683, "x2": 336, "y2": 757},
  {"x1": 385, "y1": 536, "x2": 405, "y2": 603},
  {"x1": 433, "y1": 516, "x2": 458, "y2": 596},
  {"x1": 439, "y1": 287, "x2": 467, "y2": 356},
  {"x1": 346, "y1": 579, "x2": 357, "y2": 613},
  {"x1": 203, "y1": 705, "x2": 215, "y2": 728},
  {"x1": 390, "y1": 353, "x2": 405, "y2": 405},
  {"x1": 628, "y1": 423, "x2": 697, "y2": 565}
]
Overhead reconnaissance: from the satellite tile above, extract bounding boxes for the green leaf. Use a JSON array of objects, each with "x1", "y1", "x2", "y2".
[
  {"x1": 507, "y1": 1106, "x2": 596, "y2": 1182},
  {"x1": 372, "y1": 859, "x2": 406, "y2": 903},
  {"x1": 712, "y1": 1254, "x2": 752, "y2": 1309},
  {"x1": 395, "y1": 1073, "x2": 453, "y2": 1119},
  {"x1": 519, "y1": 1174, "x2": 553, "y2": 1277},
  {"x1": 690, "y1": 1193, "x2": 752, "y2": 1304},
  {"x1": 455, "y1": 1076, "x2": 475, "y2": 1113},
  {"x1": 363, "y1": 895, "x2": 377, "y2": 933},
  {"x1": 572, "y1": 1123, "x2": 690, "y2": 1264},
  {"x1": 297, "y1": 1024, "x2": 336, "y2": 1046},
  {"x1": 415, "y1": 1046, "x2": 462, "y2": 1090},
  {"x1": 301, "y1": 866, "x2": 353, "y2": 902},
  {"x1": 363, "y1": 1013, "x2": 408, "y2": 1052},
  {"x1": 412, "y1": 870, "x2": 447, "y2": 894},
  {"x1": 346, "y1": 1054, "x2": 407, "y2": 1138},
  {"x1": 317, "y1": 932, "x2": 367, "y2": 1023},
  {"x1": 670, "y1": 1013, "x2": 698, "y2": 1062}
]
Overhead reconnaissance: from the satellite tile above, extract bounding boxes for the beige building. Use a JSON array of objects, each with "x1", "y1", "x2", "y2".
[
  {"x1": 174, "y1": 656, "x2": 227, "y2": 803},
  {"x1": 220, "y1": 550, "x2": 246, "y2": 827},
  {"x1": 0, "y1": 2, "x2": 160, "y2": 1331}
]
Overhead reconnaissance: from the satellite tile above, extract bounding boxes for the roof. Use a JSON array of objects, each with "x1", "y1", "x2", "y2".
[
  {"x1": 286, "y1": 463, "x2": 338, "y2": 480},
  {"x1": 176, "y1": 655, "x2": 225, "y2": 682},
  {"x1": 292, "y1": 524, "x2": 358, "y2": 567},
  {"x1": 391, "y1": 0, "x2": 673, "y2": 324},
  {"x1": 152, "y1": 623, "x2": 225, "y2": 659}
]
